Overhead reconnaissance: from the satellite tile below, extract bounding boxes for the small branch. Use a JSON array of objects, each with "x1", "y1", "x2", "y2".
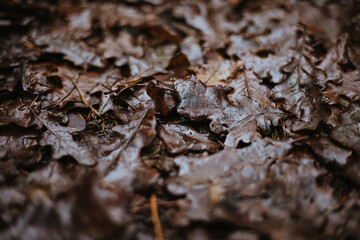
[
  {"x1": 120, "y1": 101, "x2": 153, "y2": 153},
  {"x1": 55, "y1": 86, "x2": 75, "y2": 107},
  {"x1": 130, "y1": 200, "x2": 178, "y2": 213},
  {"x1": 71, "y1": 75, "x2": 100, "y2": 117},
  {"x1": 150, "y1": 194, "x2": 164, "y2": 240}
]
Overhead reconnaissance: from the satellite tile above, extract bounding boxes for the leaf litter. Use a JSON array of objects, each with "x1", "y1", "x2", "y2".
[{"x1": 1, "y1": 0, "x2": 360, "y2": 239}]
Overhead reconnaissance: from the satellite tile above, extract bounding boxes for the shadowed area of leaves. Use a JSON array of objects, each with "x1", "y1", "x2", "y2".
[{"x1": 1, "y1": 0, "x2": 360, "y2": 239}]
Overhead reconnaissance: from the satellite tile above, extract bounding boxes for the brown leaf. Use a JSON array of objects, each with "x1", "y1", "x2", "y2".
[
  {"x1": 330, "y1": 102, "x2": 360, "y2": 156},
  {"x1": 190, "y1": 55, "x2": 245, "y2": 87},
  {"x1": 324, "y1": 70, "x2": 360, "y2": 104},
  {"x1": 305, "y1": 137, "x2": 353, "y2": 166},
  {"x1": 35, "y1": 35, "x2": 104, "y2": 68},
  {"x1": 138, "y1": 23, "x2": 183, "y2": 43},
  {"x1": 158, "y1": 123, "x2": 220, "y2": 154},
  {"x1": 174, "y1": 76, "x2": 283, "y2": 147},
  {"x1": 167, "y1": 53, "x2": 190, "y2": 70},
  {"x1": 166, "y1": 137, "x2": 292, "y2": 223},
  {"x1": 41, "y1": 131, "x2": 99, "y2": 165},
  {"x1": 146, "y1": 80, "x2": 177, "y2": 116},
  {"x1": 228, "y1": 69, "x2": 276, "y2": 109},
  {"x1": 21, "y1": 67, "x2": 52, "y2": 94},
  {"x1": 180, "y1": 36, "x2": 203, "y2": 65},
  {"x1": 45, "y1": 66, "x2": 121, "y2": 109},
  {"x1": 128, "y1": 44, "x2": 177, "y2": 78},
  {"x1": 99, "y1": 31, "x2": 144, "y2": 67},
  {"x1": 101, "y1": 102, "x2": 157, "y2": 191},
  {"x1": 0, "y1": 124, "x2": 41, "y2": 166},
  {"x1": 270, "y1": 62, "x2": 329, "y2": 132},
  {"x1": 0, "y1": 100, "x2": 41, "y2": 128}
]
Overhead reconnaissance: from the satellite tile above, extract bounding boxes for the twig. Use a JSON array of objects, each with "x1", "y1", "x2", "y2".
[
  {"x1": 130, "y1": 200, "x2": 178, "y2": 213},
  {"x1": 71, "y1": 75, "x2": 100, "y2": 117},
  {"x1": 150, "y1": 194, "x2": 164, "y2": 240},
  {"x1": 120, "y1": 101, "x2": 153, "y2": 153},
  {"x1": 55, "y1": 86, "x2": 75, "y2": 107},
  {"x1": 243, "y1": 70, "x2": 251, "y2": 97}
]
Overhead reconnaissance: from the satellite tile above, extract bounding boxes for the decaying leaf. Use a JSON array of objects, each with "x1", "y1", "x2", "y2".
[
  {"x1": 35, "y1": 35, "x2": 104, "y2": 68},
  {"x1": 191, "y1": 54, "x2": 244, "y2": 87},
  {"x1": 45, "y1": 66, "x2": 121, "y2": 109},
  {"x1": 99, "y1": 31, "x2": 144, "y2": 67},
  {"x1": 324, "y1": 71, "x2": 360, "y2": 104},
  {"x1": 331, "y1": 102, "x2": 360, "y2": 156},
  {"x1": 146, "y1": 80, "x2": 177, "y2": 116},
  {"x1": 2, "y1": 0, "x2": 360, "y2": 239},
  {"x1": 158, "y1": 123, "x2": 220, "y2": 154},
  {"x1": 173, "y1": 76, "x2": 283, "y2": 147},
  {"x1": 102, "y1": 102, "x2": 157, "y2": 190},
  {"x1": 39, "y1": 114, "x2": 99, "y2": 166},
  {"x1": 128, "y1": 44, "x2": 177, "y2": 78}
]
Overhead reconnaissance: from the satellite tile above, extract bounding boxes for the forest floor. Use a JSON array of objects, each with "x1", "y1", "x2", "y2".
[{"x1": 1, "y1": 0, "x2": 360, "y2": 239}]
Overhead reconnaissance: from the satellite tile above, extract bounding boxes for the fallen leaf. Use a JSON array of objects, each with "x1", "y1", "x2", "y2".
[
  {"x1": 38, "y1": 113, "x2": 100, "y2": 165},
  {"x1": 35, "y1": 35, "x2": 103, "y2": 68},
  {"x1": 174, "y1": 76, "x2": 283, "y2": 147},
  {"x1": 158, "y1": 123, "x2": 220, "y2": 154},
  {"x1": 330, "y1": 102, "x2": 360, "y2": 156},
  {"x1": 102, "y1": 102, "x2": 157, "y2": 191},
  {"x1": 99, "y1": 31, "x2": 144, "y2": 67},
  {"x1": 324, "y1": 70, "x2": 360, "y2": 104}
]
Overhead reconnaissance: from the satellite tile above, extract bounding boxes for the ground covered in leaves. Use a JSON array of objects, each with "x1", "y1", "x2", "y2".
[{"x1": 1, "y1": 0, "x2": 360, "y2": 239}]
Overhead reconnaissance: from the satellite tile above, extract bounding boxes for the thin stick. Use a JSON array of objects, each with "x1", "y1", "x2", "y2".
[
  {"x1": 120, "y1": 101, "x2": 153, "y2": 154},
  {"x1": 71, "y1": 75, "x2": 100, "y2": 117},
  {"x1": 150, "y1": 194, "x2": 164, "y2": 240},
  {"x1": 243, "y1": 70, "x2": 251, "y2": 97},
  {"x1": 130, "y1": 200, "x2": 178, "y2": 213},
  {"x1": 55, "y1": 86, "x2": 75, "y2": 108}
]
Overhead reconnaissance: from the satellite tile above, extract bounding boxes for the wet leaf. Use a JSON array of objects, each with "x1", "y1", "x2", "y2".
[
  {"x1": 21, "y1": 67, "x2": 52, "y2": 94},
  {"x1": 174, "y1": 76, "x2": 283, "y2": 147},
  {"x1": 191, "y1": 54, "x2": 244, "y2": 87},
  {"x1": 38, "y1": 114, "x2": 99, "y2": 165},
  {"x1": 158, "y1": 123, "x2": 220, "y2": 154},
  {"x1": 324, "y1": 71, "x2": 360, "y2": 104},
  {"x1": 45, "y1": 66, "x2": 121, "y2": 109},
  {"x1": 146, "y1": 80, "x2": 177, "y2": 116},
  {"x1": 99, "y1": 31, "x2": 144, "y2": 67},
  {"x1": 35, "y1": 35, "x2": 104, "y2": 68},
  {"x1": 0, "y1": 124, "x2": 41, "y2": 166},
  {"x1": 166, "y1": 137, "x2": 292, "y2": 223},
  {"x1": 331, "y1": 102, "x2": 360, "y2": 156},
  {"x1": 128, "y1": 44, "x2": 177, "y2": 78},
  {"x1": 2, "y1": 0, "x2": 360, "y2": 239},
  {"x1": 305, "y1": 137, "x2": 353, "y2": 166},
  {"x1": 102, "y1": 102, "x2": 157, "y2": 191}
]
